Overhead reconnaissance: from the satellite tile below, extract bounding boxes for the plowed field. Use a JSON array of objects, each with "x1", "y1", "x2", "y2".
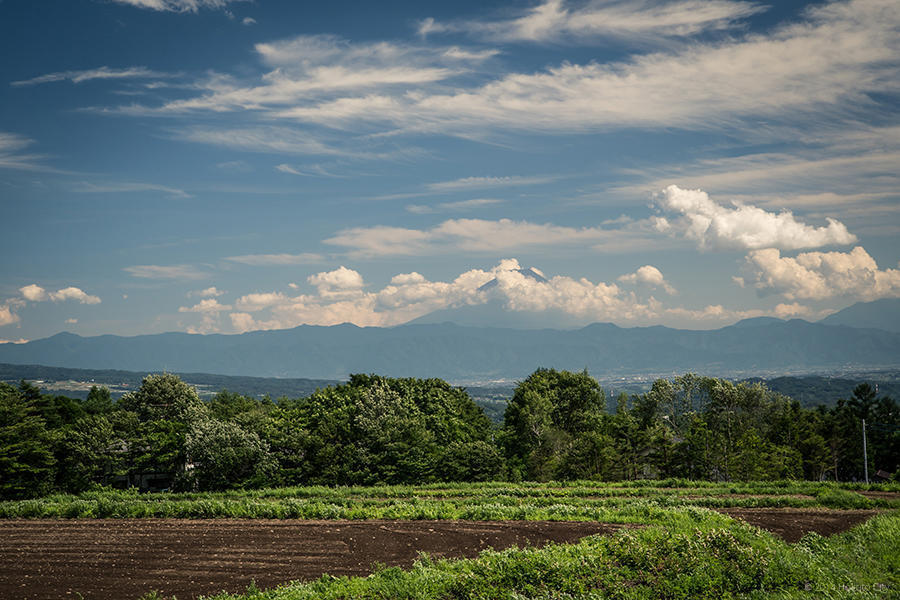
[{"x1": 0, "y1": 519, "x2": 627, "y2": 600}]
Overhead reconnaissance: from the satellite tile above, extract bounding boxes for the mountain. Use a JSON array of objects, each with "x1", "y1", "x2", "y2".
[
  {"x1": 820, "y1": 298, "x2": 900, "y2": 332},
  {"x1": 2, "y1": 319, "x2": 900, "y2": 383}
]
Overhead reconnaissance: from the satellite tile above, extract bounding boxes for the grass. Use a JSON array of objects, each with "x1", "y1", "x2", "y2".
[
  {"x1": 1, "y1": 480, "x2": 896, "y2": 520},
  {"x1": 191, "y1": 509, "x2": 900, "y2": 600}
]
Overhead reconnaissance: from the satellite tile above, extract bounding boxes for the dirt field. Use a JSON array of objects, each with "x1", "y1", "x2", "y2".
[
  {"x1": 0, "y1": 510, "x2": 881, "y2": 600},
  {"x1": 0, "y1": 519, "x2": 627, "y2": 600},
  {"x1": 715, "y1": 508, "x2": 881, "y2": 542}
]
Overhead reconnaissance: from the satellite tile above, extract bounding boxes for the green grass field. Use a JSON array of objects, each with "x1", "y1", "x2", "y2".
[{"x1": 2, "y1": 479, "x2": 897, "y2": 520}]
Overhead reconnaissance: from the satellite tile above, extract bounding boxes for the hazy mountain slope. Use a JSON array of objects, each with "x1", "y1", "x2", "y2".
[
  {"x1": 820, "y1": 298, "x2": 900, "y2": 332},
  {"x1": 2, "y1": 319, "x2": 900, "y2": 382}
]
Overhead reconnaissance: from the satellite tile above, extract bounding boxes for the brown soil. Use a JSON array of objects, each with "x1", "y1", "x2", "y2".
[
  {"x1": 715, "y1": 508, "x2": 881, "y2": 542},
  {"x1": 0, "y1": 519, "x2": 626, "y2": 600}
]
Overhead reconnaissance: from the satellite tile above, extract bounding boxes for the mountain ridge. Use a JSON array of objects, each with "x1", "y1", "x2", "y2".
[{"x1": 2, "y1": 318, "x2": 899, "y2": 383}]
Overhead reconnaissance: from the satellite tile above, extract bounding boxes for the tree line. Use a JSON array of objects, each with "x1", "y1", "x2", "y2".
[{"x1": 1, "y1": 369, "x2": 897, "y2": 499}]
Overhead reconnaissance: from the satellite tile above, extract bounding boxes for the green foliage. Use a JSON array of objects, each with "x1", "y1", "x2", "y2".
[
  {"x1": 182, "y1": 417, "x2": 276, "y2": 491},
  {"x1": 0, "y1": 383, "x2": 56, "y2": 499}
]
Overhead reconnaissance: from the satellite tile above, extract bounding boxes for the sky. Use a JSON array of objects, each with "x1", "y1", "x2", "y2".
[{"x1": 1, "y1": 0, "x2": 899, "y2": 342}]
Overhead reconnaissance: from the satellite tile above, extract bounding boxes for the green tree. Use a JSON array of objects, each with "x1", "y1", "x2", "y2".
[
  {"x1": 0, "y1": 383, "x2": 56, "y2": 499},
  {"x1": 503, "y1": 368, "x2": 606, "y2": 481},
  {"x1": 183, "y1": 417, "x2": 275, "y2": 490}
]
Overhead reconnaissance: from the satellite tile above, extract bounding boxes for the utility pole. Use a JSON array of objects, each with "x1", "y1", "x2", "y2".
[{"x1": 862, "y1": 418, "x2": 869, "y2": 484}]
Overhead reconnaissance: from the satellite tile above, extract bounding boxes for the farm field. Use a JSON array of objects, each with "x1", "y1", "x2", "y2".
[{"x1": 1, "y1": 480, "x2": 898, "y2": 600}]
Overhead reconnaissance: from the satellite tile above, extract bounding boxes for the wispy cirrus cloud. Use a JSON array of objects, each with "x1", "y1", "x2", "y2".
[
  {"x1": 406, "y1": 198, "x2": 503, "y2": 214},
  {"x1": 11, "y1": 66, "x2": 172, "y2": 87},
  {"x1": 124, "y1": 264, "x2": 208, "y2": 280},
  {"x1": 74, "y1": 181, "x2": 191, "y2": 198},
  {"x1": 324, "y1": 217, "x2": 660, "y2": 258},
  {"x1": 419, "y1": 0, "x2": 766, "y2": 43},
  {"x1": 108, "y1": 0, "x2": 247, "y2": 13},
  {"x1": 426, "y1": 175, "x2": 555, "y2": 192},
  {"x1": 0, "y1": 132, "x2": 56, "y2": 172},
  {"x1": 225, "y1": 253, "x2": 324, "y2": 266},
  {"x1": 274, "y1": 0, "x2": 900, "y2": 137}
]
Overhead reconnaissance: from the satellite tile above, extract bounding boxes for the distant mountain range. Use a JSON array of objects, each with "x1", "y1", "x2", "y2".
[
  {"x1": 819, "y1": 298, "x2": 900, "y2": 332},
  {"x1": 1, "y1": 301, "x2": 899, "y2": 383}
]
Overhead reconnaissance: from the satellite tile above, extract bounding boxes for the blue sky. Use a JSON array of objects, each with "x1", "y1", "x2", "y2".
[{"x1": 1, "y1": 0, "x2": 898, "y2": 341}]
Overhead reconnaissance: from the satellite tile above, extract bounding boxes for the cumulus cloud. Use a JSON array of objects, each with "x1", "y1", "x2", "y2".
[
  {"x1": 178, "y1": 298, "x2": 232, "y2": 313},
  {"x1": 618, "y1": 265, "x2": 677, "y2": 294},
  {"x1": 214, "y1": 259, "x2": 842, "y2": 334},
  {"x1": 655, "y1": 185, "x2": 857, "y2": 251},
  {"x1": 189, "y1": 286, "x2": 224, "y2": 298},
  {"x1": 223, "y1": 259, "x2": 658, "y2": 332},
  {"x1": 308, "y1": 266, "x2": 365, "y2": 297},
  {"x1": 49, "y1": 287, "x2": 102, "y2": 304},
  {"x1": 235, "y1": 292, "x2": 289, "y2": 312},
  {"x1": 741, "y1": 246, "x2": 900, "y2": 301},
  {"x1": 0, "y1": 304, "x2": 20, "y2": 326},
  {"x1": 19, "y1": 284, "x2": 48, "y2": 302},
  {"x1": 65, "y1": 318, "x2": 78, "y2": 324},
  {"x1": 0, "y1": 338, "x2": 28, "y2": 344},
  {"x1": 420, "y1": 0, "x2": 765, "y2": 43},
  {"x1": 19, "y1": 284, "x2": 100, "y2": 304}
]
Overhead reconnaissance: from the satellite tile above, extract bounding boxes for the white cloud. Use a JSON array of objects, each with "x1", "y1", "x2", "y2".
[
  {"x1": 189, "y1": 286, "x2": 224, "y2": 298},
  {"x1": 124, "y1": 264, "x2": 207, "y2": 280},
  {"x1": 49, "y1": 287, "x2": 101, "y2": 304},
  {"x1": 618, "y1": 265, "x2": 677, "y2": 294},
  {"x1": 225, "y1": 253, "x2": 323, "y2": 266},
  {"x1": 74, "y1": 181, "x2": 191, "y2": 198},
  {"x1": 0, "y1": 132, "x2": 52, "y2": 172},
  {"x1": 0, "y1": 304, "x2": 20, "y2": 327},
  {"x1": 173, "y1": 127, "x2": 341, "y2": 156},
  {"x1": 230, "y1": 312, "x2": 257, "y2": 333},
  {"x1": 19, "y1": 284, "x2": 48, "y2": 302},
  {"x1": 426, "y1": 175, "x2": 554, "y2": 191},
  {"x1": 12, "y1": 67, "x2": 170, "y2": 87},
  {"x1": 308, "y1": 266, "x2": 365, "y2": 296},
  {"x1": 19, "y1": 284, "x2": 100, "y2": 304},
  {"x1": 655, "y1": 185, "x2": 857, "y2": 251},
  {"x1": 0, "y1": 338, "x2": 28, "y2": 344},
  {"x1": 242, "y1": 17, "x2": 256, "y2": 26},
  {"x1": 270, "y1": 0, "x2": 900, "y2": 137},
  {"x1": 215, "y1": 259, "x2": 844, "y2": 333},
  {"x1": 325, "y1": 217, "x2": 661, "y2": 258},
  {"x1": 178, "y1": 298, "x2": 232, "y2": 313},
  {"x1": 741, "y1": 246, "x2": 900, "y2": 301},
  {"x1": 235, "y1": 292, "x2": 289, "y2": 312},
  {"x1": 108, "y1": 0, "x2": 245, "y2": 13},
  {"x1": 65, "y1": 318, "x2": 78, "y2": 324},
  {"x1": 421, "y1": 0, "x2": 765, "y2": 43},
  {"x1": 406, "y1": 198, "x2": 502, "y2": 214}
]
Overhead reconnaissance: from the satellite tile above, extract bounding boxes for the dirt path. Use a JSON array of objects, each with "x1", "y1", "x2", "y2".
[
  {"x1": 0, "y1": 519, "x2": 626, "y2": 600},
  {"x1": 715, "y1": 508, "x2": 881, "y2": 542}
]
